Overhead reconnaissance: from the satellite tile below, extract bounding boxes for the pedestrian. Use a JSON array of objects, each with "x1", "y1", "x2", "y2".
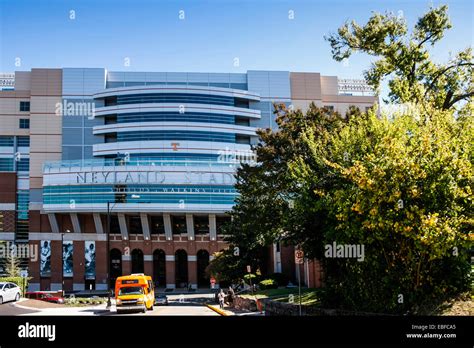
[
  {"x1": 228, "y1": 286, "x2": 235, "y2": 307},
  {"x1": 218, "y1": 289, "x2": 225, "y2": 309}
]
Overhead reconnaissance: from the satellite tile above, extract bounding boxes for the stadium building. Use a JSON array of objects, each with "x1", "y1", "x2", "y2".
[{"x1": 0, "y1": 68, "x2": 376, "y2": 291}]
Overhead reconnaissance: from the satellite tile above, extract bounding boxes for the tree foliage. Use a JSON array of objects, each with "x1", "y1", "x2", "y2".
[
  {"x1": 290, "y1": 104, "x2": 473, "y2": 313},
  {"x1": 208, "y1": 4, "x2": 473, "y2": 313},
  {"x1": 325, "y1": 5, "x2": 473, "y2": 111}
]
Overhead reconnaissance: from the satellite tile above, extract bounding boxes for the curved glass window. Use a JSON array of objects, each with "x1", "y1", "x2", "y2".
[
  {"x1": 115, "y1": 130, "x2": 236, "y2": 143},
  {"x1": 114, "y1": 112, "x2": 236, "y2": 125},
  {"x1": 116, "y1": 93, "x2": 244, "y2": 107}
]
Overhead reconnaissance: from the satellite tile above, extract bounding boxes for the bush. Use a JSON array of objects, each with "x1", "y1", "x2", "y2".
[
  {"x1": 65, "y1": 296, "x2": 106, "y2": 306},
  {"x1": 259, "y1": 279, "x2": 278, "y2": 290},
  {"x1": 269, "y1": 273, "x2": 290, "y2": 287},
  {"x1": 0, "y1": 276, "x2": 31, "y2": 291}
]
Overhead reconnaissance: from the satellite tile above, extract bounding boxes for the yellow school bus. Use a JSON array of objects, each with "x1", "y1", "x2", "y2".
[{"x1": 115, "y1": 274, "x2": 154, "y2": 313}]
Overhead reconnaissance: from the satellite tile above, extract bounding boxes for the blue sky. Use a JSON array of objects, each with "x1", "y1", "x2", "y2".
[{"x1": 0, "y1": 0, "x2": 472, "y2": 80}]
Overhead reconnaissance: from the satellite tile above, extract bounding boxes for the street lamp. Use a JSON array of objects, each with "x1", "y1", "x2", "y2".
[
  {"x1": 61, "y1": 229, "x2": 71, "y2": 297},
  {"x1": 106, "y1": 194, "x2": 141, "y2": 308}
]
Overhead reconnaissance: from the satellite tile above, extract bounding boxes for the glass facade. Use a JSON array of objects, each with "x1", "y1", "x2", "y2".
[
  {"x1": 43, "y1": 185, "x2": 237, "y2": 205},
  {"x1": 115, "y1": 130, "x2": 236, "y2": 143},
  {"x1": 110, "y1": 112, "x2": 236, "y2": 125},
  {"x1": 115, "y1": 93, "x2": 246, "y2": 107}
]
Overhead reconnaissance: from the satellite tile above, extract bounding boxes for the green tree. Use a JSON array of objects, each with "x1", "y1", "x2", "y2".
[
  {"x1": 289, "y1": 103, "x2": 473, "y2": 313},
  {"x1": 5, "y1": 245, "x2": 21, "y2": 277},
  {"x1": 206, "y1": 104, "x2": 347, "y2": 283},
  {"x1": 326, "y1": 5, "x2": 473, "y2": 111}
]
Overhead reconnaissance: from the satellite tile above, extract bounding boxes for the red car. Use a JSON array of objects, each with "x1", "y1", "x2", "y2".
[{"x1": 25, "y1": 291, "x2": 65, "y2": 304}]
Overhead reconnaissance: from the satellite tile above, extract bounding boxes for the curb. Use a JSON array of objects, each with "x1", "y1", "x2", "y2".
[
  {"x1": 13, "y1": 301, "x2": 106, "y2": 313},
  {"x1": 205, "y1": 304, "x2": 231, "y2": 316},
  {"x1": 12, "y1": 301, "x2": 42, "y2": 312}
]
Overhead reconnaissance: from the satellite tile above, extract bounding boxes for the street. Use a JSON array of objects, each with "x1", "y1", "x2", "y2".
[
  {"x1": 104, "y1": 294, "x2": 219, "y2": 316},
  {"x1": 0, "y1": 293, "x2": 221, "y2": 316}
]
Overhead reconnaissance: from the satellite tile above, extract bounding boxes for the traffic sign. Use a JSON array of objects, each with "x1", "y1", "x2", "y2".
[
  {"x1": 20, "y1": 270, "x2": 28, "y2": 278},
  {"x1": 295, "y1": 250, "x2": 304, "y2": 264},
  {"x1": 246, "y1": 265, "x2": 251, "y2": 273},
  {"x1": 210, "y1": 277, "x2": 216, "y2": 289}
]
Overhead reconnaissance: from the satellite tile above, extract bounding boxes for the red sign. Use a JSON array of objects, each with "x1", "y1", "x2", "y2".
[{"x1": 295, "y1": 250, "x2": 304, "y2": 264}]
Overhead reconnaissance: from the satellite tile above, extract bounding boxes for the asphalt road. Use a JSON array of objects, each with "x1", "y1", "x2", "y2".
[
  {"x1": 0, "y1": 300, "x2": 39, "y2": 315},
  {"x1": 0, "y1": 293, "x2": 220, "y2": 316},
  {"x1": 105, "y1": 294, "x2": 219, "y2": 316}
]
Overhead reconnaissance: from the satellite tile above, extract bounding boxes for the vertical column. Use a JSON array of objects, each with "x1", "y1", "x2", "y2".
[
  {"x1": 209, "y1": 214, "x2": 217, "y2": 241},
  {"x1": 93, "y1": 213, "x2": 104, "y2": 234},
  {"x1": 163, "y1": 213, "x2": 172, "y2": 240},
  {"x1": 273, "y1": 243, "x2": 282, "y2": 273},
  {"x1": 50, "y1": 239, "x2": 62, "y2": 291},
  {"x1": 117, "y1": 213, "x2": 128, "y2": 240},
  {"x1": 165, "y1": 254, "x2": 175, "y2": 289},
  {"x1": 73, "y1": 241, "x2": 85, "y2": 291},
  {"x1": 186, "y1": 214, "x2": 194, "y2": 240},
  {"x1": 95, "y1": 239, "x2": 107, "y2": 290},
  {"x1": 27, "y1": 240, "x2": 41, "y2": 291},
  {"x1": 47, "y1": 213, "x2": 59, "y2": 234},
  {"x1": 304, "y1": 259, "x2": 310, "y2": 287},
  {"x1": 140, "y1": 213, "x2": 151, "y2": 240},
  {"x1": 122, "y1": 253, "x2": 131, "y2": 275},
  {"x1": 187, "y1": 255, "x2": 197, "y2": 289},
  {"x1": 70, "y1": 213, "x2": 81, "y2": 233},
  {"x1": 144, "y1": 254, "x2": 153, "y2": 277}
]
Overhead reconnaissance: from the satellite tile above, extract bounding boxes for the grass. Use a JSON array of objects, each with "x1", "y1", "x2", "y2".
[{"x1": 240, "y1": 288, "x2": 321, "y2": 306}]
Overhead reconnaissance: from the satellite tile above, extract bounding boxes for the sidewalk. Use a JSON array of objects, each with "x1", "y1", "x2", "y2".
[
  {"x1": 14, "y1": 299, "x2": 109, "y2": 316},
  {"x1": 206, "y1": 304, "x2": 264, "y2": 316}
]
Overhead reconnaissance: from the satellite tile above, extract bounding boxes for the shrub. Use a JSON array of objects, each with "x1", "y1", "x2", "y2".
[
  {"x1": 259, "y1": 279, "x2": 278, "y2": 290},
  {"x1": 0, "y1": 276, "x2": 31, "y2": 290},
  {"x1": 269, "y1": 273, "x2": 290, "y2": 287}
]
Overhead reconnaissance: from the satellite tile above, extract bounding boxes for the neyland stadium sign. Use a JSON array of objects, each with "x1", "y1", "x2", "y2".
[{"x1": 75, "y1": 170, "x2": 235, "y2": 185}]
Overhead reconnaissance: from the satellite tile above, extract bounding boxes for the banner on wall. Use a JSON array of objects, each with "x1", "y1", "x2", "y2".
[
  {"x1": 84, "y1": 241, "x2": 96, "y2": 279},
  {"x1": 40, "y1": 240, "x2": 51, "y2": 277},
  {"x1": 63, "y1": 241, "x2": 73, "y2": 277}
]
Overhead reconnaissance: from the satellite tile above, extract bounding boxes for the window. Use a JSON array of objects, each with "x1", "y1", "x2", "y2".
[
  {"x1": 324, "y1": 105, "x2": 335, "y2": 112},
  {"x1": 109, "y1": 216, "x2": 121, "y2": 234},
  {"x1": 16, "y1": 158, "x2": 30, "y2": 172},
  {"x1": 17, "y1": 136, "x2": 30, "y2": 147},
  {"x1": 150, "y1": 216, "x2": 165, "y2": 234},
  {"x1": 236, "y1": 135, "x2": 251, "y2": 144},
  {"x1": 171, "y1": 216, "x2": 186, "y2": 234},
  {"x1": 19, "y1": 119, "x2": 30, "y2": 129},
  {"x1": 194, "y1": 216, "x2": 209, "y2": 234},
  {"x1": 128, "y1": 216, "x2": 143, "y2": 235},
  {"x1": 19, "y1": 101, "x2": 30, "y2": 112},
  {"x1": 0, "y1": 158, "x2": 14, "y2": 171},
  {"x1": 0, "y1": 136, "x2": 14, "y2": 147}
]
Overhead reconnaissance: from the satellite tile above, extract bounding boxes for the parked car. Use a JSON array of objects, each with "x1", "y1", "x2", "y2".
[
  {"x1": 154, "y1": 294, "x2": 168, "y2": 306},
  {"x1": 25, "y1": 291, "x2": 65, "y2": 304},
  {"x1": 0, "y1": 282, "x2": 21, "y2": 304}
]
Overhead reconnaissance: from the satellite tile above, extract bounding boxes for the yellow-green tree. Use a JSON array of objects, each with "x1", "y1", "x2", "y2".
[{"x1": 290, "y1": 104, "x2": 473, "y2": 313}]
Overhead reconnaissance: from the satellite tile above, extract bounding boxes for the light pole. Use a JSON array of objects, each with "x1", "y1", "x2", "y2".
[
  {"x1": 106, "y1": 194, "x2": 141, "y2": 308},
  {"x1": 61, "y1": 229, "x2": 71, "y2": 297}
]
